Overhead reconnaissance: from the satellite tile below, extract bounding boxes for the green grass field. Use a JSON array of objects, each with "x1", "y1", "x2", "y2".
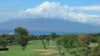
[{"x1": 0, "y1": 40, "x2": 67, "y2": 56}]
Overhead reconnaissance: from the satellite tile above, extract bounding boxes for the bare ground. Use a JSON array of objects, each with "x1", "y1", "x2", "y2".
[{"x1": 29, "y1": 49, "x2": 58, "y2": 55}]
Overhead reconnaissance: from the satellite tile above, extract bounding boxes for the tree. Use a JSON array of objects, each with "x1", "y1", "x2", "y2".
[
  {"x1": 45, "y1": 37, "x2": 50, "y2": 46},
  {"x1": 50, "y1": 32, "x2": 57, "y2": 41},
  {"x1": 40, "y1": 34, "x2": 48, "y2": 49},
  {"x1": 0, "y1": 37, "x2": 8, "y2": 48},
  {"x1": 56, "y1": 34, "x2": 98, "y2": 56},
  {"x1": 56, "y1": 34, "x2": 84, "y2": 56},
  {"x1": 14, "y1": 27, "x2": 29, "y2": 50},
  {"x1": 56, "y1": 34, "x2": 79, "y2": 48},
  {"x1": 15, "y1": 27, "x2": 28, "y2": 36},
  {"x1": 16, "y1": 35, "x2": 29, "y2": 50},
  {"x1": 42, "y1": 39, "x2": 47, "y2": 49},
  {"x1": 78, "y1": 33, "x2": 93, "y2": 46},
  {"x1": 28, "y1": 35, "x2": 37, "y2": 40}
]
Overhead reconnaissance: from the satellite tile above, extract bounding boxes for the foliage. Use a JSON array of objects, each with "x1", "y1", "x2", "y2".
[
  {"x1": 50, "y1": 32, "x2": 58, "y2": 41},
  {"x1": 45, "y1": 37, "x2": 51, "y2": 46},
  {"x1": 88, "y1": 33, "x2": 100, "y2": 37},
  {"x1": 0, "y1": 37, "x2": 8, "y2": 48},
  {"x1": 28, "y1": 35, "x2": 37, "y2": 40},
  {"x1": 38, "y1": 34, "x2": 48, "y2": 40},
  {"x1": 14, "y1": 27, "x2": 29, "y2": 50},
  {"x1": 56, "y1": 34, "x2": 80, "y2": 48},
  {"x1": 56, "y1": 33, "x2": 98, "y2": 56},
  {"x1": 88, "y1": 48, "x2": 100, "y2": 56},
  {"x1": 0, "y1": 40, "x2": 58, "y2": 56},
  {"x1": 14, "y1": 27, "x2": 28, "y2": 36},
  {"x1": 15, "y1": 35, "x2": 29, "y2": 50},
  {"x1": 40, "y1": 34, "x2": 48, "y2": 49},
  {"x1": 93, "y1": 36, "x2": 100, "y2": 43},
  {"x1": 1, "y1": 27, "x2": 100, "y2": 56},
  {"x1": 78, "y1": 33, "x2": 93, "y2": 46}
]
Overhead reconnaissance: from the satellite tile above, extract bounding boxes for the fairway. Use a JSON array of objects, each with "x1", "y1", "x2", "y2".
[{"x1": 0, "y1": 40, "x2": 66, "y2": 56}]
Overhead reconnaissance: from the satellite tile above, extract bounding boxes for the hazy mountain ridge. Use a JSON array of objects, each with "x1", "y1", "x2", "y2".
[{"x1": 0, "y1": 18, "x2": 100, "y2": 32}]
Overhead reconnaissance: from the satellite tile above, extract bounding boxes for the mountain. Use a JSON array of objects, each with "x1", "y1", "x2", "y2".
[{"x1": 0, "y1": 18, "x2": 100, "y2": 33}]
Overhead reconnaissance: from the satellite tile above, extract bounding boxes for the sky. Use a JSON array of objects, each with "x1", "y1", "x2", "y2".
[
  {"x1": 0, "y1": 0, "x2": 100, "y2": 10},
  {"x1": 0, "y1": 0, "x2": 100, "y2": 30}
]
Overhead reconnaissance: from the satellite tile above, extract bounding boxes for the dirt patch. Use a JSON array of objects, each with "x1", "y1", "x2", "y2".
[
  {"x1": 29, "y1": 40, "x2": 35, "y2": 42},
  {"x1": 30, "y1": 49, "x2": 58, "y2": 55},
  {"x1": 31, "y1": 49, "x2": 56, "y2": 51},
  {"x1": 40, "y1": 51, "x2": 58, "y2": 55}
]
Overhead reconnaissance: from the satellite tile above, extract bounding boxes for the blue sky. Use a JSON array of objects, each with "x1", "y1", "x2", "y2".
[
  {"x1": 0, "y1": 0, "x2": 100, "y2": 10},
  {"x1": 0, "y1": 0, "x2": 100, "y2": 32},
  {"x1": 0, "y1": 0, "x2": 100, "y2": 21}
]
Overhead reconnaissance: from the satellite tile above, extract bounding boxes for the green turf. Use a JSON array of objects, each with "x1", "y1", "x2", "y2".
[{"x1": 0, "y1": 40, "x2": 67, "y2": 56}]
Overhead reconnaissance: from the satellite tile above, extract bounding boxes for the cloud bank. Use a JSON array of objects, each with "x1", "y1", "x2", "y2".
[
  {"x1": 17, "y1": 1, "x2": 100, "y2": 25},
  {"x1": 75, "y1": 6, "x2": 100, "y2": 11}
]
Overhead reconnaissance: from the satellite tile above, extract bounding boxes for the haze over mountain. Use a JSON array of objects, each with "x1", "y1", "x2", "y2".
[
  {"x1": 0, "y1": 1, "x2": 100, "y2": 33},
  {"x1": 0, "y1": 18, "x2": 100, "y2": 33}
]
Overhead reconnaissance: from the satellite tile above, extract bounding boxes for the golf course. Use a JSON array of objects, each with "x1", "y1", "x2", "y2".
[{"x1": 0, "y1": 40, "x2": 67, "y2": 56}]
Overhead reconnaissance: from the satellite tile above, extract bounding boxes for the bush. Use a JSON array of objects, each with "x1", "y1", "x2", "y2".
[
  {"x1": 56, "y1": 34, "x2": 80, "y2": 48},
  {"x1": 0, "y1": 37, "x2": 8, "y2": 48}
]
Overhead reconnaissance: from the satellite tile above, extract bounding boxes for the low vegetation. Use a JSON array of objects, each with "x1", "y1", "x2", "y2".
[{"x1": 0, "y1": 27, "x2": 100, "y2": 56}]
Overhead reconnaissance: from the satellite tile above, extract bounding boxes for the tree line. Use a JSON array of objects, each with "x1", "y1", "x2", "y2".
[
  {"x1": 0, "y1": 27, "x2": 59, "y2": 50},
  {"x1": 0, "y1": 27, "x2": 100, "y2": 56}
]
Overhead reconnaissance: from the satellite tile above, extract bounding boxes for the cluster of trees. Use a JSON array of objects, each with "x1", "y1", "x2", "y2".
[
  {"x1": 0, "y1": 27, "x2": 37, "y2": 50},
  {"x1": 56, "y1": 33, "x2": 100, "y2": 56},
  {"x1": 0, "y1": 27, "x2": 59, "y2": 50},
  {"x1": 36, "y1": 32, "x2": 59, "y2": 49},
  {"x1": 0, "y1": 27, "x2": 100, "y2": 56}
]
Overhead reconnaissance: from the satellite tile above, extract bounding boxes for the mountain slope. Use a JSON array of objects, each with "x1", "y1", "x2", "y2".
[{"x1": 0, "y1": 18, "x2": 100, "y2": 32}]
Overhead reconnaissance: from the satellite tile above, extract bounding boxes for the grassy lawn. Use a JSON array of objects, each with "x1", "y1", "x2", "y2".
[{"x1": 0, "y1": 40, "x2": 67, "y2": 56}]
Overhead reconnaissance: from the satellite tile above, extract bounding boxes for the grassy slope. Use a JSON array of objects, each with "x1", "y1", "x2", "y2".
[{"x1": 0, "y1": 40, "x2": 67, "y2": 56}]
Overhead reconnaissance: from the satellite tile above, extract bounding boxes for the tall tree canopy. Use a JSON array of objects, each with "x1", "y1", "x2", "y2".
[
  {"x1": 14, "y1": 27, "x2": 28, "y2": 36},
  {"x1": 14, "y1": 27, "x2": 29, "y2": 50}
]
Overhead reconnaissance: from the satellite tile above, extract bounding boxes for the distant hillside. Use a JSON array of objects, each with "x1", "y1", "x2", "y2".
[{"x1": 0, "y1": 18, "x2": 100, "y2": 32}]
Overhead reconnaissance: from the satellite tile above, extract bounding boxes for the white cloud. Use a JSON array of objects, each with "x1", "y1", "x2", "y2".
[
  {"x1": 17, "y1": 1, "x2": 71, "y2": 19},
  {"x1": 74, "y1": 6, "x2": 100, "y2": 11},
  {"x1": 17, "y1": 1, "x2": 100, "y2": 25}
]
